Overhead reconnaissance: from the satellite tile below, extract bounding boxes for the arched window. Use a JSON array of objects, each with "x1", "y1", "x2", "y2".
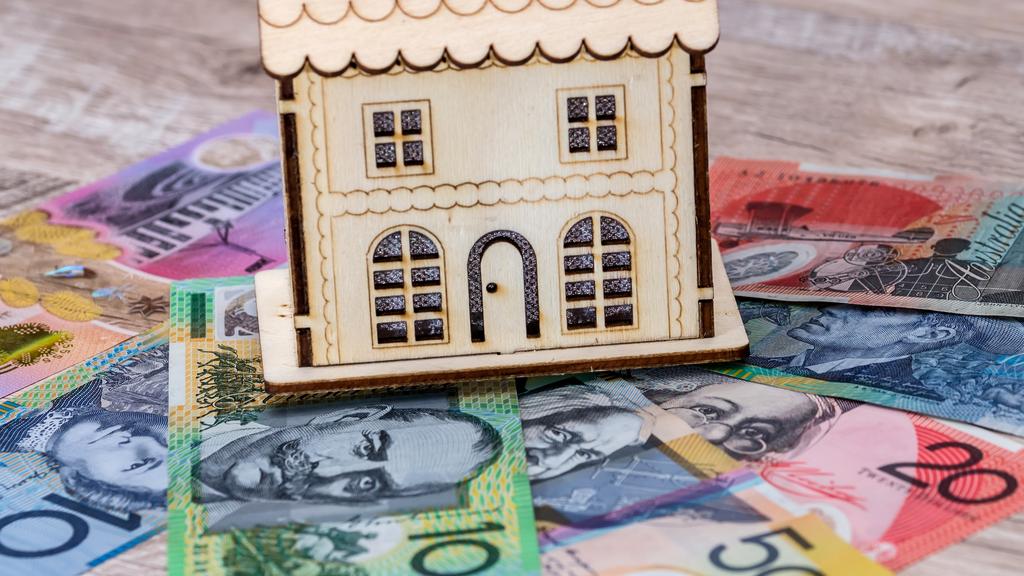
[
  {"x1": 367, "y1": 226, "x2": 448, "y2": 346},
  {"x1": 559, "y1": 214, "x2": 636, "y2": 332}
]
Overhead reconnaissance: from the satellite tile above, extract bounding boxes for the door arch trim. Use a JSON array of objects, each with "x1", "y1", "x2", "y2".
[{"x1": 467, "y1": 230, "x2": 540, "y2": 343}]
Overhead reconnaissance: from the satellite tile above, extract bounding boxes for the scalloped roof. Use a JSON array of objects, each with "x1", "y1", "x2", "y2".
[{"x1": 259, "y1": 0, "x2": 720, "y2": 77}]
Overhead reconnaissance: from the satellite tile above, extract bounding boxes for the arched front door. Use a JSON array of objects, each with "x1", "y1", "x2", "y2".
[{"x1": 467, "y1": 230, "x2": 540, "y2": 345}]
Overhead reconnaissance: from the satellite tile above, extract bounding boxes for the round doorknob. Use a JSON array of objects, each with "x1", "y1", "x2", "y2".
[{"x1": 486, "y1": 282, "x2": 498, "y2": 293}]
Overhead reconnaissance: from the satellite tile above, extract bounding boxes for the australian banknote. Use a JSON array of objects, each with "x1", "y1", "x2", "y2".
[
  {"x1": 0, "y1": 325, "x2": 168, "y2": 575},
  {"x1": 717, "y1": 300, "x2": 1024, "y2": 436},
  {"x1": 713, "y1": 158, "x2": 1024, "y2": 316},
  {"x1": 543, "y1": 503, "x2": 891, "y2": 576},
  {"x1": 168, "y1": 276, "x2": 540, "y2": 575},
  {"x1": 612, "y1": 366, "x2": 1024, "y2": 570},
  {"x1": 521, "y1": 375, "x2": 739, "y2": 546},
  {"x1": 521, "y1": 375, "x2": 887, "y2": 574},
  {"x1": 0, "y1": 112, "x2": 286, "y2": 395}
]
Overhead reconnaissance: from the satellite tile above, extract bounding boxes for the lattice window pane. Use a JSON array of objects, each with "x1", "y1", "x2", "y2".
[
  {"x1": 372, "y1": 231, "x2": 403, "y2": 262},
  {"x1": 403, "y1": 141, "x2": 424, "y2": 166},
  {"x1": 596, "y1": 125, "x2": 617, "y2": 151},
  {"x1": 604, "y1": 304, "x2": 634, "y2": 327},
  {"x1": 568, "y1": 128, "x2": 591, "y2": 153},
  {"x1": 563, "y1": 216, "x2": 594, "y2": 247},
  {"x1": 412, "y1": 292, "x2": 443, "y2": 312},
  {"x1": 566, "y1": 307, "x2": 598, "y2": 329},
  {"x1": 401, "y1": 109, "x2": 422, "y2": 134},
  {"x1": 373, "y1": 269, "x2": 404, "y2": 289},
  {"x1": 565, "y1": 280, "x2": 596, "y2": 301},
  {"x1": 414, "y1": 318, "x2": 444, "y2": 341},
  {"x1": 372, "y1": 111, "x2": 395, "y2": 137},
  {"x1": 374, "y1": 142, "x2": 397, "y2": 168},
  {"x1": 567, "y1": 97, "x2": 589, "y2": 123},
  {"x1": 595, "y1": 94, "x2": 616, "y2": 120},
  {"x1": 376, "y1": 321, "x2": 408, "y2": 343},
  {"x1": 411, "y1": 266, "x2": 442, "y2": 286}
]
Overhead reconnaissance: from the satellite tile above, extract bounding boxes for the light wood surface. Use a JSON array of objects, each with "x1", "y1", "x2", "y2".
[{"x1": 2, "y1": 0, "x2": 1022, "y2": 573}]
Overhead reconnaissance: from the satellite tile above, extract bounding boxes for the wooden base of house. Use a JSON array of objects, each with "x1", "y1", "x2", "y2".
[{"x1": 255, "y1": 244, "x2": 748, "y2": 393}]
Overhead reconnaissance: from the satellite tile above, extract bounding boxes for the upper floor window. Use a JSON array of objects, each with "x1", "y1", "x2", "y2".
[
  {"x1": 557, "y1": 85, "x2": 627, "y2": 164},
  {"x1": 559, "y1": 213, "x2": 636, "y2": 332},
  {"x1": 368, "y1": 225, "x2": 448, "y2": 347},
  {"x1": 363, "y1": 100, "x2": 434, "y2": 178}
]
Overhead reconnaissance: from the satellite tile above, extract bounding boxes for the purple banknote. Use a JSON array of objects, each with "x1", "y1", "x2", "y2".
[{"x1": 0, "y1": 112, "x2": 286, "y2": 395}]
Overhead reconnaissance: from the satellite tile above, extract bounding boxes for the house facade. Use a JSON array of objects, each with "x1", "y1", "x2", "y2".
[{"x1": 257, "y1": 0, "x2": 732, "y2": 373}]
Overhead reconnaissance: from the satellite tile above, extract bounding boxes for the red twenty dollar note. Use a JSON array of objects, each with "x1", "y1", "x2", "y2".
[{"x1": 711, "y1": 158, "x2": 1024, "y2": 316}]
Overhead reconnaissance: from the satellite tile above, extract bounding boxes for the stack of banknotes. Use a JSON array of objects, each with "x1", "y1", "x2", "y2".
[{"x1": 1, "y1": 113, "x2": 1022, "y2": 575}]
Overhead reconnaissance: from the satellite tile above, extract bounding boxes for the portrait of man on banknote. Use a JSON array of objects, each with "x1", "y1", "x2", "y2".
[
  {"x1": 0, "y1": 345, "x2": 168, "y2": 513},
  {"x1": 196, "y1": 401, "x2": 502, "y2": 529},
  {"x1": 745, "y1": 305, "x2": 1024, "y2": 398},
  {"x1": 520, "y1": 382, "x2": 654, "y2": 480},
  {"x1": 628, "y1": 367, "x2": 851, "y2": 461}
]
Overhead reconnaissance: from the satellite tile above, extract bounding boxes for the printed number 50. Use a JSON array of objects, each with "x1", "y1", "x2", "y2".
[{"x1": 709, "y1": 527, "x2": 824, "y2": 576}]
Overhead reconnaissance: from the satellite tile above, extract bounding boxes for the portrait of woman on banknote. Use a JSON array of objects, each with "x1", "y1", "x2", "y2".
[
  {"x1": 625, "y1": 366, "x2": 854, "y2": 462},
  {"x1": 0, "y1": 345, "x2": 169, "y2": 513}
]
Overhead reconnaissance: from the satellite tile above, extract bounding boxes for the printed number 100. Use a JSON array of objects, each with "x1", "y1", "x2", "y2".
[{"x1": 409, "y1": 521, "x2": 504, "y2": 576}]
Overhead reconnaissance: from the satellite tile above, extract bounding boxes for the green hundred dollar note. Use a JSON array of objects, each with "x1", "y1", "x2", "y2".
[
  {"x1": 0, "y1": 325, "x2": 168, "y2": 575},
  {"x1": 168, "y1": 276, "x2": 540, "y2": 576}
]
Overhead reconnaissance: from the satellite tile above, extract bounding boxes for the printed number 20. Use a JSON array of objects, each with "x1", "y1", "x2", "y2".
[
  {"x1": 709, "y1": 527, "x2": 824, "y2": 576},
  {"x1": 879, "y1": 441, "x2": 1019, "y2": 505}
]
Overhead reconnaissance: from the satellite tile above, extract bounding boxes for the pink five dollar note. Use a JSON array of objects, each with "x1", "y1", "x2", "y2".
[
  {"x1": 615, "y1": 366, "x2": 1024, "y2": 571},
  {"x1": 711, "y1": 158, "x2": 1024, "y2": 317}
]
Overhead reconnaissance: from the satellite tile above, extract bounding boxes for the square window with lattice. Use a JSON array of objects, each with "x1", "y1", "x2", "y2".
[
  {"x1": 556, "y1": 86, "x2": 627, "y2": 164},
  {"x1": 362, "y1": 100, "x2": 434, "y2": 178}
]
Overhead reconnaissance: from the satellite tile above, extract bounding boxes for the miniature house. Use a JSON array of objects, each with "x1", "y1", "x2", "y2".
[{"x1": 254, "y1": 0, "x2": 747, "y2": 390}]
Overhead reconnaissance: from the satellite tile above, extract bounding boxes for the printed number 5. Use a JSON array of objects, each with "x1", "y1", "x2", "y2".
[{"x1": 709, "y1": 527, "x2": 824, "y2": 576}]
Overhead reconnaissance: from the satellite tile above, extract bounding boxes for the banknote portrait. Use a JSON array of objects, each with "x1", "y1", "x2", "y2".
[
  {"x1": 520, "y1": 382, "x2": 654, "y2": 481},
  {"x1": 196, "y1": 397, "x2": 503, "y2": 530},
  {"x1": 744, "y1": 304, "x2": 1024, "y2": 399},
  {"x1": 628, "y1": 367, "x2": 851, "y2": 462},
  {"x1": 0, "y1": 344, "x2": 168, "y2": 513}
]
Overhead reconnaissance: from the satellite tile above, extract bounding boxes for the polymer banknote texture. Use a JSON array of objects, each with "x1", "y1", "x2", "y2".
[
  {"x1": 521, "y1": 375, "x2": 888, "y2": 574},
  {"x1": 614, "y1": 366, "x2": 1024, "y2": 570},
  {"x1": 717, "y1": 300, "x2": 1024, "y2": 435},
  {"x1": 713, "y1": 158, "x2": 1024, "y2": 316},
  {"x1": 0, "y1": 112, "x2": 285, "y2": 395},
  {"x1": 0, "y1": 326, "x2": 168, "y2": 575},
  {"x1": 168, "y1": 276, "x2": 540, "y2": 576}
]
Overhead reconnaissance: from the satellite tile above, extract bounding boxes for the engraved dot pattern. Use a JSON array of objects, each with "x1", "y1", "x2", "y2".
[{"x1": 368, "y1": 226, "x2": 448, "y2": 346}]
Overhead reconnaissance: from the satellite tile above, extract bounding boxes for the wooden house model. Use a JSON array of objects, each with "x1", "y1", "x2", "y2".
[{"x1": 253, "y1": 0, "x2": 748, "y2": 391}]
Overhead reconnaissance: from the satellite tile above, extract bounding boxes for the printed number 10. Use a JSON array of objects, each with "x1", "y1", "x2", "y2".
[{"x1": 408, "y1": 521, "x2": 504, "y2": 576}]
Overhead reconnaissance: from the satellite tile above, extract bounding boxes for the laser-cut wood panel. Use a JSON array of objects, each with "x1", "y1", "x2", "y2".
[{"x1": 255, "y1": 0, "x2": 745, "y2": 385}]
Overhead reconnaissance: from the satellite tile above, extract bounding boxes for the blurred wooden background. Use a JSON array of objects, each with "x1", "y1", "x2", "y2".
[{"x1": 2, "y1": 0, "x2": 1022, "y2": 573}]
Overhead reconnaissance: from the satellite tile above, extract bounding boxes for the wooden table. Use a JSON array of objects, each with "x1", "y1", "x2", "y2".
[{"x1": 2, "y1": 0, "x2": 1022, "y2": 573}]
